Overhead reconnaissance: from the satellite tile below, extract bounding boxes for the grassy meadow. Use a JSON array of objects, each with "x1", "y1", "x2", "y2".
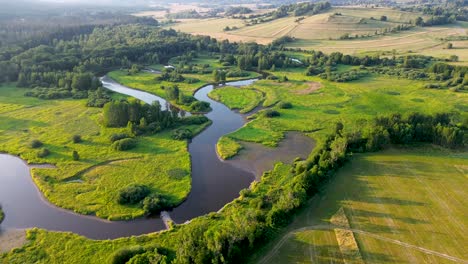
[
  {"x1": 0, "y1": 84, "x2": 208, "y2": 220},
  {"x1": 108, "y1": 56, "x2": 259, "y2": 110},
  {"x1": 248, "y1": 146, "x2": 468, "y2": 264},
  {"x1": 212, "y1": 68, "x2": 467, "y2": 158},
  {"x1": 208, "y1": 86, "x2": 263, "y2": 114}
]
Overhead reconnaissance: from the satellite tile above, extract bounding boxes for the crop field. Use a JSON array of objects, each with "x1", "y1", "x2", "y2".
[
  {"x1": 288, "y1": 22, "x2": 468, "y2": 63},
  {"x1": 170, "y1": 7, "x2": 425, "y2": 42},
  {"x1": 0, "y1": 84, "x2": 206, "y2": 220},
  {"x1": 168, "y1": 8, "x2": 467, "y2": 63},
  {"x1": 249, "y1": 146, "x2": 468, "y2": 264},
  {"x1": 214, "y1": 68, "x2": 468, "y2": 155}
]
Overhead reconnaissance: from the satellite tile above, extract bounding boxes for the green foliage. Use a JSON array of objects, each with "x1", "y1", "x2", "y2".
[
  {"x1": 165, "y1": 85, "x2": 180, "y2": 101},
  {"x1": 142, "y1": 195, "x2": 169, "y2": 215},
  {"x1": 178, "y1": 116, "x2": 209, "y2": 126},
  {"x1": 189, "y1": 101, "x2": 211, "y2": 112},
  {"x1": 112, "y1": 138, "x2": 137, "y2": 151},
  {"x1": 103, "y1": 101, "x2": 130, "y2": 127},
  {"x1": 87, "y1": 88, "x2": 112, "y2": 107},
  {"x1": 0, "y1": 205, "x2": 4, "y2": 224},
  {"x1": 30, "y1": 139, "x2": 43, "y2": 149},
  {"x1": 171, "y1": 129, "x2": 193, "y2": 140},
  {"x1": 264, "y1": 109, "x2": 281, "y2": 118},
  {"x1": 117, "y1": 185, "x2": 151, "y2": 205},
  {"x1": 278, "y1": 101, "x2": 293, "y2": 109},
  {"x1": 72, "y1": 151, "x2": 80, "y2": 161},
  {"x1": 37, "y1": 148, "x2": 50, "y2": 158},
  {"x1": 72, "y1": 135, "x2": 82, "y2": 143},
  {"x1": 110, "y1": 246, "x2": 146, "y2": 264},
  {"x1": 109, "y1": 133, "x2": 130, "y2": 143}
]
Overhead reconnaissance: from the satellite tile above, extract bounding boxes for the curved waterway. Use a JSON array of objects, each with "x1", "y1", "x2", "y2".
[{"x1": 0, "y1": 78, "x2": 258, "y2": 239}]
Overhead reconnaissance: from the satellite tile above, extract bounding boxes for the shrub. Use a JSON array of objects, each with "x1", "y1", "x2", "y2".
[
  {"x1": 112, "y1": 138, "x2": 137, "y2": 151},
  {"x1": 142, "y1": 194, "x2": 169, "y2": 215},
  {"x1": 179, "y1": 116, "x2": 209, "y2": 125},
  {"x1": 72, "y1": 135, "x2": 82, "y2": 143},
  {"x1": 0, "y1": 205, "x2": 4, "y2": 224},
  {"x1": 189, "y1": 101, "x2": 210, "y2": 112},
  {"x1": 109, "y1": 133, "x2": 130, "y2": 143},
  {"x1": 278, "y1": 101, "x2": 293, "y2": 109},
  {"x1": 110, "y1": 246, "x2": 146, "y2": 264},
  {"x1": 37, "y1": 148, "x2": 50, "y2": 158},
  {"x1": 264, "y1": 109, "x2": 280, "y2": 118},
  {"x1": 117, "y1": 184, "x2": 150, "y2": 205},
  {"x1": 172, "y1": 128, "x2": 193, "y2": 140},
  {"x1": 72, "y1": 151, "x2": 80, "y2": 161},
  {"x1": 30, "y1": 139, "x2": 43, "y2": 149}
]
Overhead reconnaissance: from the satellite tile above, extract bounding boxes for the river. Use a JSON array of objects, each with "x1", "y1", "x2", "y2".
[
  {"x1": 0, "y1": 78, "x2": 257, "y2": 239},
  {"x1": 0, "y1": 77, "x2": 314, "y2": 239}
]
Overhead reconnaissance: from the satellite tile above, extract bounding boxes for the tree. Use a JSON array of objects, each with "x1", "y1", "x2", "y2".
[
  {"x1": 72, "y1": 135, "x2": 82, "y2": 143},
  {"x1": 71, "y1": 73, "x2": 93, "y2": 91},
  {"x1": 213, "y1": 69, "x2": 220, "y2": 83},
  {"x1": 415, "y1": 16, "x2": 424, "y2": 26},
  {"x1": 446, "y1": 42, "x2": 453, "y2": 49},
  {"x1": 380, "y1": 15, "x2": 387, "y2": 21},
  {"x1": 72, "y1": 151, "x2": 80, "y2": 161}
]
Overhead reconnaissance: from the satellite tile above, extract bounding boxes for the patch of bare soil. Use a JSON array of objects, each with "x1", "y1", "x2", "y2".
[
  {"x1": 0, "y1": 229, "x2": 27, "y2": 253},
  {"x1": 295, "y1": 82, "x2": 322, "y2": 94}
]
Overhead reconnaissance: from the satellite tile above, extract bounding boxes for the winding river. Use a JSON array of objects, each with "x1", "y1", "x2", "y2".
[
  {"x1": 0, "y1": 77, "x2": 314, "y2": 240},
  {"x1": 0, "y1": 78, "x2": 258, "y2": 239}
]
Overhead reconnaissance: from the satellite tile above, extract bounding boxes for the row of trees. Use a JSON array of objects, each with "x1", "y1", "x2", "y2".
[{"x1": 103, "y1": 99, "x2": 178, "y2": 134}]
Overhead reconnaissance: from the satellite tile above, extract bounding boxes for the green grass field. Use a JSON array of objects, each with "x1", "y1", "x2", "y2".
[
  {"x1": 248, "y1": 146, "x2": 468, "y2": 264},
  {"x1": 213, "y1": 68, "x2": 468, "y2": 156},
  {"x1": 0, "y1": 84, "x2": 208, "y2": 220},
  {"x1": 208, "y1": 86, "x2": 263, "y2": 113},
  {"x1": 108, "y1": 57, "x2": 259, "y2": 110}
]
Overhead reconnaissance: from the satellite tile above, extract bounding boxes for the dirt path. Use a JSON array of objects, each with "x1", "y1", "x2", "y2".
[{"x1": 258, "y1": 225, "x2": 468, "y2": 264}]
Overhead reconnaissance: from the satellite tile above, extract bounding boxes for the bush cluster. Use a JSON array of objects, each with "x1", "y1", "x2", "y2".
[
  {"x1": 112, "y1": 138, "x2": 137, "y2": 151},
  {"x1": 171, "y1": 128, "x2": 193, "y2": 140},
  {"x1": 264, "y1": 109, "x2": 280, "y2": 118},
  {"x1": 117, "y1": 184, "x2": 150, "y2": 205},
  {"x1": 37, "y1": 148, "x2": 50, "y2": 158},
  {"x1": 30, "y1": 139, "x2": 43, "y2": 148}
]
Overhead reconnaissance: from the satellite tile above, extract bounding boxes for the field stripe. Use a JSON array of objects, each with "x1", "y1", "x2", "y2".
[{"x1": 258, "y1": 225, "x2": 468, "y2": 264}]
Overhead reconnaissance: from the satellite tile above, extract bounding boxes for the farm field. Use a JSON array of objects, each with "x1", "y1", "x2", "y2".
[
  {"x1": 168, "y1": 7, "x2": 468, "y2": 64},
  {"x1": 0, "y1": 84, "x2": 207, "y2": 220},
  {"x1": 248, "y1": 146, "x2": 468, "y2": 264},
  {"x1": 213, "y1": 68, "x2": 468, "y2": 157},
  {"x1": 288, "y1": 22, "x2": 468, "y2": 64}
]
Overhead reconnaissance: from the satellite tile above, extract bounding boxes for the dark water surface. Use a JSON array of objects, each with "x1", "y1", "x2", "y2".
[{"x1": 0, "y1": 79, "x2": 258, "y2": 239}]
